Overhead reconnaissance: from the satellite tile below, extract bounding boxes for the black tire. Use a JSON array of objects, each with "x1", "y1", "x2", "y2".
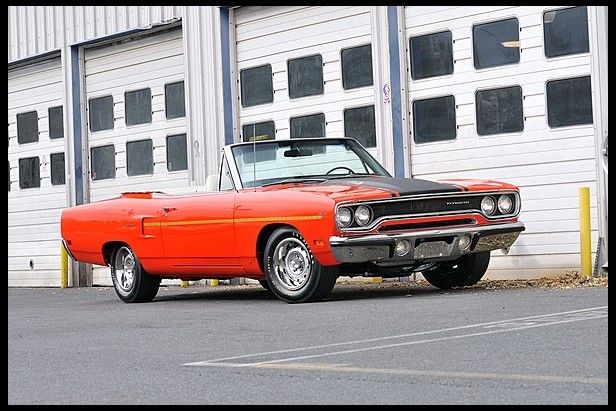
[
  {"x1": 422, "y1": 251, "x2": 491, "y2": 290},
  {"x1": 110, "y1": 245, "x2": 161, "y2": 303},
  {"x1": 258, "y1": 279, "x2": 271, "y2": 291},
  {"x1": 264, "y1": 228, "x2": 338, "y2": 303}
]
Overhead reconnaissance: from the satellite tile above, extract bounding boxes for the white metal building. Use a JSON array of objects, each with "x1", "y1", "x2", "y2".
[{"x1": 7, "y1": 6, "x2": 608, "y2": 287}]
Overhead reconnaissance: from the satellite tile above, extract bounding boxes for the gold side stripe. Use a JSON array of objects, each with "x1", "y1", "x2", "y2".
[{"x1": 143, "y1": 215, "x2": 323, "y2": 228}]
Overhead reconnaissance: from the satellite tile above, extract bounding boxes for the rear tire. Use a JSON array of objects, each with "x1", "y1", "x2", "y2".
[
  {"x1": 110, "y1": 245, "x2": 161, "y2": 303},
  {"x1": 422, "y1": 251, "x2": 491, "y2": 290},
  {"x1": 264, "y1": 228, "x2": 338, "y2": 303}
]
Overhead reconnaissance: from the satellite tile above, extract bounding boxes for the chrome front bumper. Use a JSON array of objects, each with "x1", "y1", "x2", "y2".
[{"x1": 329, "y1": 222, "x2": 525, "y2": 264}]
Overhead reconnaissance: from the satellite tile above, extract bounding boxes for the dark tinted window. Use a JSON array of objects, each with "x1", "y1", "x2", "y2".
[
  {"x1": 17, "y1": 111, "x2": 39, "y2": 144},
  {"x1": 166, "y1": 133, "x2": 188, "y2": 172},
  {"x1": 344, "y1": 105, "x2": 376, "y2": 148},
  {"x1": 341, "y1": 44, "x2": 373, "y2": 89},
  {"x1": 413, "y1": 96, "x2": 456, "y2": 144},
  {"x1": 473, "y1": 18, "x2": 520, "y2": 69},
  {"x1": 242, "y1": 121, "x2": 276, "y2": 142},
  {"x1": 18, "y1": 157, "x2": 40, "y2": 189},
  {"x1": 288, "y1": 54, "x2": 324, "y2": 99},
  {"x1": 88, "y1": 96, "x2": 114, "y2": 132},
  {"x1": 240, "y1": 65, "x2": 273, "y2": 107},
  {"x1": 50, "y1": 152, "x2": 65, "y2": 185},
  {"x1": 125, "y1": 89, "x2": 152, "y2": 126},
  {"x1": 91, "y1": 145, "x2": 115, "y2": 181},
  {"x1": 165, "y1": 81, "x2": 186, "y2": 119},
  {"x1": 242, "y1": 121, "x2": 276, "y2": 163},
  {"x1": 126, "y1": 139, "x2": 153, "y2": 176},
  {"x1": 547, "y1": 76, "x2": 593, "y2": 128},
  {"x1": 544, "y1": 7, "x2": 589, "y2": 58},
  {"x1": 48, "y1": 106, "x2": 64, "y2": 139},
  {"x1": 476, "y1": 86, "x2": 524, "y2": 136},
  {"x1": 290, "y1": 113, "x2": 326, "y2": 138},
  {"x1": 410, "y1": 31, "x2": 454, "y2": 80}
]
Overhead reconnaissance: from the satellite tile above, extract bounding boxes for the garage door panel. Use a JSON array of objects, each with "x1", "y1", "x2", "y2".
[{"x1": 8, "y1": 57, "x2": 67, "y2": 287}]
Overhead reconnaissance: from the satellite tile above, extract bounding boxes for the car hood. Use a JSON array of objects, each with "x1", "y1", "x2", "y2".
[{"x1": 258, "y1": 176, "x2": 464, "y2": 202}]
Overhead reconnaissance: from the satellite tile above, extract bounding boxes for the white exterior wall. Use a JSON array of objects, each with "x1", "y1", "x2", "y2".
[
  {"x1": 8, "y1": 58, "x2": 68, "y2": 286},
  {"x1": 403, "y1": 6, "x2": 599, "y2": 277},
  {"x1": 234, "y1": 6, "x2": 385, "y2": 160},
  {"x1": 8, "y1": 6, "x2": 183, "y2": 63}
]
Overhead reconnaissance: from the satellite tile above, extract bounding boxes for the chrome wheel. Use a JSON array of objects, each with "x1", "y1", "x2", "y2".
[
  {"x1": 113, "y1": 246, "x2": 136, "y2": 292},
  {"x1": 272, "y1": 237, "x2": 312, "y2": 291}
]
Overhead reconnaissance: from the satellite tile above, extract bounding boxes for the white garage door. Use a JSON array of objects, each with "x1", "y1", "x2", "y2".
[
  {"x1": 403, "y1": 6, "x2": 598, "y2": 276},
  {"x1": 84, "y1": 28, "x2": 188, "y2": 285},
  {"x1": 234, "y1": 6, "x2": 380, "y2": 157},
  {"x1": 8, "y1": 57, "x2": 68, "y2": 286}
]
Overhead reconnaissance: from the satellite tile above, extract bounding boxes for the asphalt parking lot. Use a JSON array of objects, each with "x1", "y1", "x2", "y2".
[{"x1": 8, "y1": 282, "x2": 608, "y2": 405}]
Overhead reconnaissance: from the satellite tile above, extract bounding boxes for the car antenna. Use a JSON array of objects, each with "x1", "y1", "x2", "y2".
[{"x1": 252, "y1": 122, "x2": 256, "y2": 191}]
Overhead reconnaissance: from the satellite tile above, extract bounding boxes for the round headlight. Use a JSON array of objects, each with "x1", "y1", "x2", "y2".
[
  {"x1": 481, "y1": 196, "x2": 496, "y2": 216},
  {"x1": 497, "y1": 195, "x2": 513, "y2": 214},
  {"x1": 336, "y1": 207, "x2": 353, "y2": 228},
  {"x1": 354, "y1": 205, "x2": 372, "y2": 226}
]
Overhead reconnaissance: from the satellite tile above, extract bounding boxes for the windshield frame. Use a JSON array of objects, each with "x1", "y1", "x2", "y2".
[{"x1": 224, "y1": 137, "x2": 391, "y2": 190}]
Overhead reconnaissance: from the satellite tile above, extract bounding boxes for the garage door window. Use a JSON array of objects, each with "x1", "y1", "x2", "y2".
[
  {"x1": 409, "y1": 31, "x2": 454, "y2": 80},
  {"x1": 18, "y1": 156, "x2": 40, "y2": 189},
  {"x1": 126, "y1": 139, "x2": 153, "y2": 176},
  {"x1": 242, "y1": 121, "x2": 276, "y2": 142},
  {"x1": 17, "y1": 111, "x2": 39, "y2": 144},
  {"x1": 50, "y1": 152, "x2": 65, "y2": 185},
  {"x1": 48, "y1": 106, "x2": 64, "y2": 139},
  {"x1": 91, "y1": 145, "x2": 116, "y2": 181},
  {"x1": 473, "y1": 18, "x2": 520, "y2": 69},
  {"x1": 546, "y1": 76, "x2": 593, "y2": 128},
  {"x1": 89, "y1": 96, "x2": 114, "y2": 132},
  {"x1": 165, "y1": 81, "x2": 186, "y2": 119},
  {"x1": 344, "y1": 105, "x2": 376, "y2": 148},
  {"x1": 166, "y1": 134, "x2": 188, "y2": 172},
  {"x1": 125, "y1": 89, "x2": 152, "y2": 126},
  {"x1": 341, "y1": 44, "x2": 373, "y2": 90},
  {"x1": 240, "y1": 65, "x2": 273, "y2": 107},
  {"x1": 413, "y1": 96, "x2": 456, "y2": 144},
  {"x1": 288, "y1": 54, "x2": 324, "y2": 99},
  {"x1": 476, "y1": 86, "x2": 524, "y2": 136},
  {"x1": 290, "y1": 114, "x2": 326, "y2": 138},
  {"x1": 544, "y1": 7, "x2": 589, "y2": 58}
]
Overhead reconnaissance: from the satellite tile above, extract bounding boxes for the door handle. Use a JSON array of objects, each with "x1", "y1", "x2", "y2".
[{"x1": 163, "y1": 207, "x2": 177, "y2": 213}]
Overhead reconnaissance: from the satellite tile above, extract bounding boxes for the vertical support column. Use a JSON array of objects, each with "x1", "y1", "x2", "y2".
[
  {"x1": 219, "y1": 7, "x2": 235, "y2": 145},
  {"x1": 182, "y1": 6, "x2": 226, "y2": 182}
]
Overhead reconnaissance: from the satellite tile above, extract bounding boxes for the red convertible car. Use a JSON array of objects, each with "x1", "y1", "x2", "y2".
[{"x1": 61, "y1": 137, "x2": 524, "y2": 303}]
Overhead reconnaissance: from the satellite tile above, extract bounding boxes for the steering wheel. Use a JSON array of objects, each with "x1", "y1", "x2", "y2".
[{"x1": 325, "y1": 166, "x2": 355, "y2": 175}]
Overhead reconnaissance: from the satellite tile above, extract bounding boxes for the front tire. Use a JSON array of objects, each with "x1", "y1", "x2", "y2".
[
  {"x1": 264, "y1": 228, "x2": 338, "y2": 303},
  {"x1": 110, "y1": 245, "x2": 161, "y2": 303},
  {"x1": 422, "y1": 251, "x2": 491, "y2": 290}
]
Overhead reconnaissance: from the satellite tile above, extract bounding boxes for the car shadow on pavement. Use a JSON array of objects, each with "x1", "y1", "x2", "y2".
[{"x1": 152, "y1": 282, "x2": 453, "y2": 303}]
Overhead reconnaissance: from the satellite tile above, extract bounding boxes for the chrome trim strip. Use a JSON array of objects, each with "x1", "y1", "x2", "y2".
[{"x1": 335, "y1": 190, "x2": 521, "y2": 232}]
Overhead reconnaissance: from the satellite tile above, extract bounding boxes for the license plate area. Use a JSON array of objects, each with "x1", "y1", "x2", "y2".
[{"x1": 414, "y1": 238, "x2": 454, "y2": 259}]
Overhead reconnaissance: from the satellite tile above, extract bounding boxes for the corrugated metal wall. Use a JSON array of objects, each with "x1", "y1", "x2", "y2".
[{"x1": 8, "y1": 6, "x2": 183, "y2": 63}]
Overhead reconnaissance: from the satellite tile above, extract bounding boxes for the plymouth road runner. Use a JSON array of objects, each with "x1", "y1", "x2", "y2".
[{"x1": 61, "y1": 138, "x2": 525, "y2": 303}]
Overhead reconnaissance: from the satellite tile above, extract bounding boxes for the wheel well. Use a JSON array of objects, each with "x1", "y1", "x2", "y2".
[
  {"x1": 255, "y1": 224, "x2": 295, "y2": 272},
  {"x1": 102, "y1": 241, "x2": 129, "y2": 266}
]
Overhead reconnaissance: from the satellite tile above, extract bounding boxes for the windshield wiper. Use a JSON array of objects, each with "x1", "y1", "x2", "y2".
[
  {"x1": 324, "y1": 173, "x2": 376, "y2": 180},
  {"x1": 261, "y1": 178, "x2": 327, "y2": 187}
]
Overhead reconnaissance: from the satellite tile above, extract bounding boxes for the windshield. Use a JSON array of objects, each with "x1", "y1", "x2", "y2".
[{"x1": 231, "y1": 138, "x2": 390, "y2": 188}]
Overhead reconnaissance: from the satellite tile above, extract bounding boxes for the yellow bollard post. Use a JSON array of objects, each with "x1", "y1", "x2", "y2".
[
  {"x1": 579, "y1": 187, "x2": 592, "y2": 277},
  {"x1": 210, "y1": 279, "x2": 219, "y2": 287},
  {"x1": 60, "y1": 243, "x2": 69, "y2": 288},
  {"x1": 371, "y1": 276, "x2": 383, "y2": 284},
  {"x1": 180, "y1": 280, "x2": 189, "y2": 287}
]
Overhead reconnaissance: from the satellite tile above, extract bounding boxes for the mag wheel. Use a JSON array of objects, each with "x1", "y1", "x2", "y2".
[
  {"x1": 422, "y1": 251, "x2": 491, "y2": 290},
  {"x1": 264, "y1": 228, "x2": 338, "y2": 303},
  {"x1": 111, "y1": 245, "x2": 161, "y2": 303}
]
